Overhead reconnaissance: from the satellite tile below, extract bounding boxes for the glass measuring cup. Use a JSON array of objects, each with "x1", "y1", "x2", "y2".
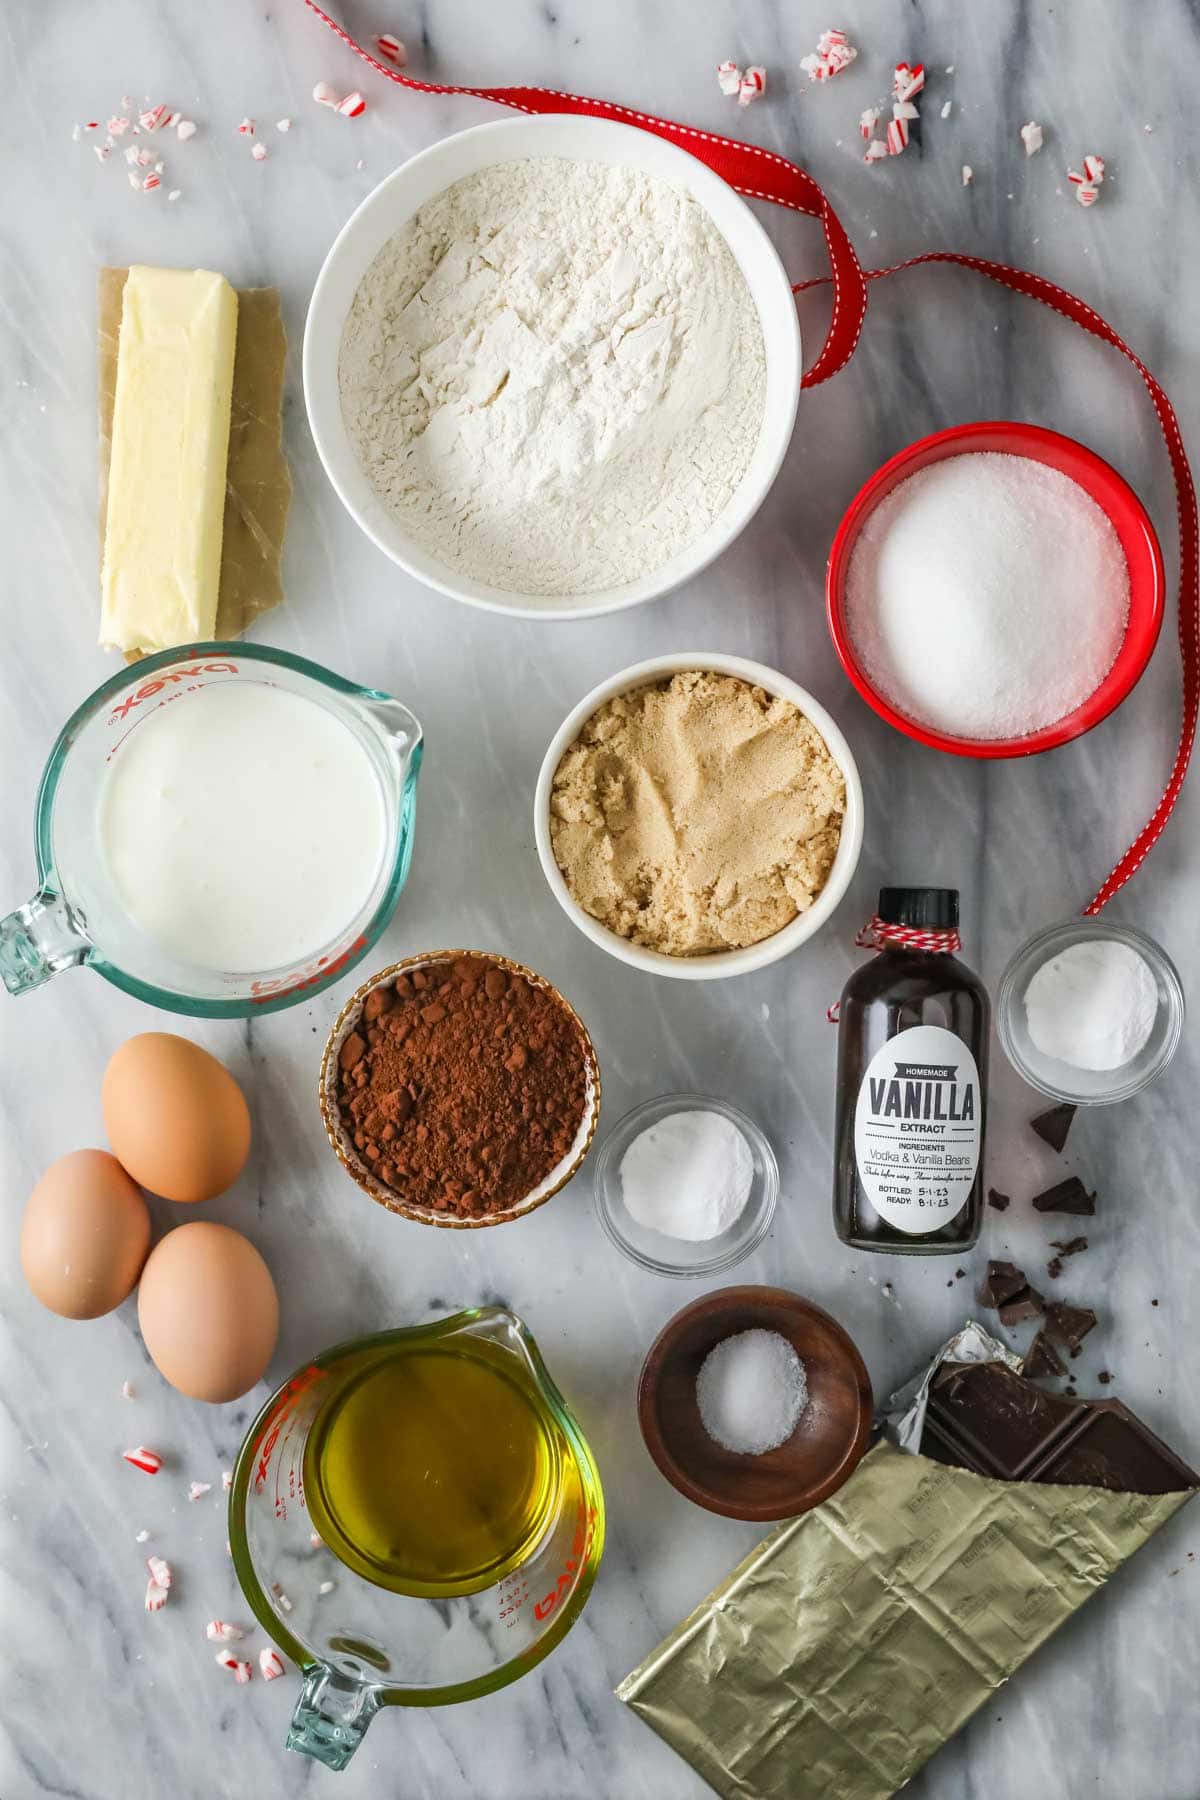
[
  {"x1": 229, "y1": 1308, "x2": 605, "y2": 1771},
  {"x1": 0, "y1": 644, "x2": 422, "y2": 1017}
]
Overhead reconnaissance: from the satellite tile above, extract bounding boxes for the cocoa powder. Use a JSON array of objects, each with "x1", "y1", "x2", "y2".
[{"x1": 335, "y1": 956, "x2": 591, "y2": 1218}]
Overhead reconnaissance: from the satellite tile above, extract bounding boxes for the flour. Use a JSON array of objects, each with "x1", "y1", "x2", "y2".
[{"x1": 338, "y1": 158, "x2": 767, "y2": 597}]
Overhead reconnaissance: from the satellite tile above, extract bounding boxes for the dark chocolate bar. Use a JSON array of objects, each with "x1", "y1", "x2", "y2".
[
  {"x1": 922, "y1": 1361, "x2": 1198, "y2": 1495},
  {"x1": 978, "y1": 1260, "x2": 1027, "y2": 1307}
]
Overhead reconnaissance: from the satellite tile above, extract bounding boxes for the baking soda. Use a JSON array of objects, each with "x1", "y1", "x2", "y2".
[
  {"x1": 844, "y1": 453, "x2": 1130, "y2": 740},
  {"x1": 619, "y1": 1109, "x2": 754, "y2": 1241},
  {"x1": 696, "y1": 1329, "x2": 808, "y2": 1455}
]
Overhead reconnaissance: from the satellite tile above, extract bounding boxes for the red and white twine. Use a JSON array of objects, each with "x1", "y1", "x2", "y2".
[{"x1": 300, "y1": 1, "x2": 1198, "y2": 916}]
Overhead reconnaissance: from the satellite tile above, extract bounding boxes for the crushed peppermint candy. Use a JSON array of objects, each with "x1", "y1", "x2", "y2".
[
  {"x1": 123, "y1": 1446, "x2": 163, "y2": 1475},
  {"x1": 108, "y1": 115, "x2": 130, "y2": 135},
  {"x1": 337, "y1": 90, "x2": 367, "y2": 117},
  {"x1": 276, "y1": 118, "x2": 292, "y2": 132},
  {"x1": 272, "y1": 1584, "x2": 293, "y2": 1613},
  {"x1": 206, "y1": 1620, "x2": 245, "y2": 1642},
  {"x1": 318, "y1": 1580, "x2": 336, "y2": 1596},
  {"x1": 1021, "y1": 120, "x2": 1044, "y2": 156},
  {"x1": 940, "y1": 99, "x2": 952, "y2": 120},
  {"x1": 893, "y1": 99, "x2": 919, "y2": 122},
  {"x1": 864, "y1": 140, "x2": 888, "y2": 163},
  {"x1": 140, "y1": 104, "x2": 169, "y2": 132},
  {"x1": 142, "y1": 173, "x2": 161, "y2": 192},
  {"x1": 717, "y1": 60, "x2": 741, "y2": 97},
  {"x1": 146, "y1": 1555, "x2": 172, "y2": 1589},
  {"x1": 215, "y1": 1651, "x2": 253, "y2": 1683},
  {"x1": 376, "y1": 33, "x2": 406, "y2": 64},
  {"x1": 145, "y1": 1577, "x2": 169, "y2": 1613},
  {"x1": 313, "y1": 80, "x2": 341, "y2": 107},
  {"x1": 259, "y1": 1648, "x2": 286, "y2": 1681},
  {"x1": 168, "y1": 189, "x2": 182, "y2": 202},
  {"x1": 886, "y1": 117, "x2": 910, "y2": 156},
  {"x1": 737, "y1": 67, "x2": 766, "y2": 107},
  {"x1": 93, "y1": 144, "x2": 111, "y2": 162},
  {"x1": 800, "y1": 27, "x2": 858, "y2": 83},
  {"x1": 135, "y1": 1529, "x2": 151, "y2": 1543},
  {"x1": 309, "y1": 1530, "x2": 323, "y2": 1548},
  {"x1": 1068, "y1": 153, "x2": 1105, "y2": 208},
  {"x1": 237, "y1": 116, "x2": 255, "y2": 135},
  {"x1": 221, "y1": 1470, "x2": 233, "y2": 1492},
  {"x1": 962, "y1": 164, "x2": 974, "y2": 186},
  {"x1": 251, "y1": 142, "x2": 268, "y2": 161},
  {"x1": 893, "y1": 62, "x2": 925, "y2": 101},
  {"x1": 187, "y1": 1481, "x2": 213, "y2": 1502},
  {"x1": 859, "y1": 106, "x2": 880, "y2": 139},
  {"x1": 176, "y1": 118, "x2": 197, "y2": 140},
  {"x1": 121, "y1": 1381, "x2": 135, "y2": 1400}
]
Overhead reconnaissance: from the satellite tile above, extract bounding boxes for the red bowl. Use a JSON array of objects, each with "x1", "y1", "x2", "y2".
[{"x1": 826, "y1": 421, "x2": 1165, "y2": 759}]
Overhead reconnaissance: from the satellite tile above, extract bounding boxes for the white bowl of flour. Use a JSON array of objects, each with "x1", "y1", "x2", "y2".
[{"x1": 304, "y1": 116, "x2": 801, "y2": 619}]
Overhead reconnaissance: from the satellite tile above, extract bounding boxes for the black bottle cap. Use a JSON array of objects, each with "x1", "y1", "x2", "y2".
[{"x1": 878, "y1": 887, "x2": 959, "y2": 930}]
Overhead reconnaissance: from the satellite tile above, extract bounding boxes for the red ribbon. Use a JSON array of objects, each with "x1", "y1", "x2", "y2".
[{"x1": 303, "y1": 2, "x2": 1197, "y2": 915}]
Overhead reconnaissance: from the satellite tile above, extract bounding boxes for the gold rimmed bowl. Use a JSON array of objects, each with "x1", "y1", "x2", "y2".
[{"x1": 319, "y1": 950, "x2": 602, "y2": 1229}]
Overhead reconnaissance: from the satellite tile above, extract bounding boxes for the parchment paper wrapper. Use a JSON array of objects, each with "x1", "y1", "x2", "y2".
[
  {"x1": 618, "y1": 1342, "x2": 1194, "y2": 1800},
  {"x1": 98, "y1": 268, "x2": 291, "y2": 657}
]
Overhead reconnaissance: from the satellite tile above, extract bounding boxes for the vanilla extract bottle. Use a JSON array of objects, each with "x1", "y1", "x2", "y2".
[{"x1": 833, "y1": 888, "x2": 989, "y2": 1254}]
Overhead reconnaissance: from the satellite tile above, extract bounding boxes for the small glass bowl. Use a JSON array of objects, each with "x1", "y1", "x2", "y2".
[
  {"x1": 593, "y1": 1094, "x2": 778, "y2": 1277},
  {"x1": 997, "y1": 918, "x2": 1185, "y2": 1105}
]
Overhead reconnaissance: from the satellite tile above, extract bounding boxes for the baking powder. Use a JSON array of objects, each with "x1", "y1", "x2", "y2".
[
  {"x1": 1024, "y1": 938, "x2": 1159, "y2": 1071},
  {"x1": 339, "y1": 157, "x2": 766, "y2": 597}
]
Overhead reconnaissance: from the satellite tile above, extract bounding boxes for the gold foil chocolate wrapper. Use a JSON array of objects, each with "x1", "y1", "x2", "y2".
[{"x1": 617, "y1": 1439, "x2": 1192, "y2": 1800}]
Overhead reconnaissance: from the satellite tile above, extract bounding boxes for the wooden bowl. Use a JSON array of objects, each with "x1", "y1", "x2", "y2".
[{"x1": 637, "y1": 1286, "x2": 873, "y2": 1521}]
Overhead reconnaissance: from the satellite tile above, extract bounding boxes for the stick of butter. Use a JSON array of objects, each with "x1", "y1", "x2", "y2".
[{"x1": 100, "y1": 266, "x2": 238, "y2": 654}]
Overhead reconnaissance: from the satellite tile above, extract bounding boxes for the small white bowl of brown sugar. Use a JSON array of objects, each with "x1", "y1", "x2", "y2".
[{"x1": 534, "y1": 654, "x2": 864, "y2": 980}]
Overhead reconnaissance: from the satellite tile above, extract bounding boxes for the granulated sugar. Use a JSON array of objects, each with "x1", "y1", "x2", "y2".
[
  {"x1": 695, "y1": 1329, "x2": 809, "y2": 1455},
  {"x1": 844, "y1": 452, "x2": 1130, "y2": 740}
]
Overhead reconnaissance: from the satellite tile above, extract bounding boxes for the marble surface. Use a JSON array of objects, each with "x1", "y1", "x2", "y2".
[{"x1": 2, "y1": 1, "x2": 1198, "y2": 1795}]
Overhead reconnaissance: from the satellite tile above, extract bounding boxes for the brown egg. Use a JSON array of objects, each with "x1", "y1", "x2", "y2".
[
  {"x1": 102, "y1": 1034, "x2": 251, "y2": 1203},
  {"x1": 137, "y1": 1221, "x2": 278, "y2": 1402},
  {"x1": 20, "y1": 1150, "x2": 151, "y2": 1320}
]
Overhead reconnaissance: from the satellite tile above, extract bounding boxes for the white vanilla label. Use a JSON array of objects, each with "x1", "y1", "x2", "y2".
[{"x1": 852, "y1": 1024, "x2": 982, "y2": 1234}]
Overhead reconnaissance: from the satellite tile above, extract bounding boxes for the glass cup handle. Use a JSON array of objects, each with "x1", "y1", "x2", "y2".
[
  {"x1": 0, "y1": 889, "x2": 91, "y2": 997},
  {"x1": 286, "y1": 1666, "x2": 382, "y2": 1771}
]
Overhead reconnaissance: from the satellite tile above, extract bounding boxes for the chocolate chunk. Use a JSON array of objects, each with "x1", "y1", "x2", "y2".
[
  {"x1": 955, "y1": 1267, "x2": 966, "y2": 1280},
  {"x1": 987, "y1": 1188, "x2": 1011, "y2": 1212},
  {"x1": 998, "y1": 1288, "x2": 1044, "y2": 1326},
  {"x1": 1030, "y1": 1103, "x2": 1077, "y2": 1153},
  {"x1": 1032, "y1": 1177, "x2": 1096, "y2": 1216},
  {"x1": 1043, "y1": 1300, "x2": 1098, "y2": 1350},
  {"x1": 1048, "y1": 1238, "x2": 1089, "y2": 1276},
  {"x1": 1024, "y1": 1330, "x2": 1067, "y2": 1379},
  {"x1": 1098, "y1": 1370, "x2": 1113, "y2": 1385},
  {"x1": 979, "y1": 1260, "x2": 1028, "y2": 1308}
]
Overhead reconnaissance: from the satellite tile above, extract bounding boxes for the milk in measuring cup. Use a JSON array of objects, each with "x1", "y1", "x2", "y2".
[{"x1": 100, "y1": 682, "x2": 387, "y2": 973}]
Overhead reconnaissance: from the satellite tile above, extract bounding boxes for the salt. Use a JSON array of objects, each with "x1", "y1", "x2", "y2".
[
  {"x1": 1024, "y1": 939, "x2": 1158, "y2": 1071},
  {"x1": 619, "y1": 1110, "x2": 754, "y2": 1242},
  {"x1": 844, "y1": 453, "x2": 1130, "y2": 740},
  {"x1": 696, "y1": 1329, "x2": 808, "y2": 1455}
]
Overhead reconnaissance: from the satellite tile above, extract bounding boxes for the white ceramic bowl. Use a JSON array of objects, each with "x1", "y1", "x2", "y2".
[
  {"x1": 303, "y1": 115, "x2": 801, "y2": 621},
  {"x1": 534, "y1": 654, "x2": 865, "y2": 980}
]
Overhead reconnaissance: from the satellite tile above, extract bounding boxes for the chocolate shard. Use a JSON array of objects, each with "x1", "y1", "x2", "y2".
[
  {"x1": 998, "y1": 1288, "x2": 1044, "y2": 1326},
  {"x1": 1030, "y1": 1103, "x2": 1077, "y2": 1153},
  {"x1": 1032, "y1": 1176, "x2": 1096, "y2": 1216},
  {"x1": 1046, "y1": 1257, "x2": 1064, "y2": 1281},
  {"x1": 979, "y1": 1260, "x2": 1028, "y2": 1308},
  {"x1": 1044, "y1": 1300, "x2": 1098, "y2": 1350},
  {"x1": 1024, "y1": 1330, "x2": 1068, "y2": 1379},
  {"x1": 987, "y1": 1188, "x2": 1011, "y2": 1212},
  {"x1": 1049, "y1": 1235, "x2": 1089, "y2": 1258}
]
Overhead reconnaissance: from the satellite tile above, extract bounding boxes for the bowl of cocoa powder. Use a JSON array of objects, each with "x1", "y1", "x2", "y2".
[{"x1": 319, "y1": 951, "x2": 601, "y2": 1228}]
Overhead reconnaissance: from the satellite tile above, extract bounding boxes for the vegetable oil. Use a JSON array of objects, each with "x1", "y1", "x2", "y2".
[{"x1": 302, "y1": 1336, "x2": 564, "y2": 1598}]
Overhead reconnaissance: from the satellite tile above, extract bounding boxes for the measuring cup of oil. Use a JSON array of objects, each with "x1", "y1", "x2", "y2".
[
  {"x1": 0, "y1": 643, "x2": 421, "y2": 1016},
  {"x1": 229, "y1": 1307, "x2": 605, "y2": 1771}
]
